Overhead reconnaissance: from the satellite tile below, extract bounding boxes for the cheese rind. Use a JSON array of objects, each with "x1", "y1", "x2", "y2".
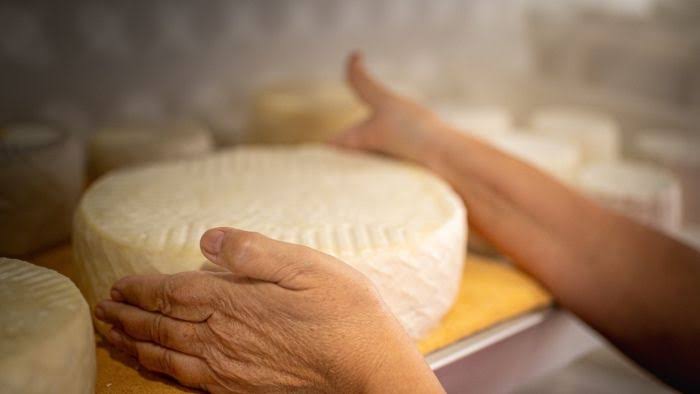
[
  {"x1": 249, "y1": 82, "x2": 368, "y2": 144},
  {"x1": 530, "y1": 107, "x2": 620, "y2": 163},
  {"x1": 88, "y1": 120, "x2": 213, "y2": 178},
  {"x1": 0, "y1": 124, "x2": 84, "y2": 256},
  {"x1": 0, "y1": 258, "x2": 96, "y2": 394},
  {"x1": 578, "y1": 161, "x2": 682, "y2": 231},
  {"x1": 74, "y1": 145, "x2": 467, "y2": 339}
]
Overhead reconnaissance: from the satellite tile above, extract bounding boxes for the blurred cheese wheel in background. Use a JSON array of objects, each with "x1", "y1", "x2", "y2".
[
  {"x1": 674, "y1": 224, "x2": 700, "y2": 251},
  {"x1": 248, "y1": 81, "x2": 368, "y2": 144},
  {"x1": 0, "y1": 124, "x2": 84, "y2": 256},
  {"x1": 632, "y1": 130, "x2": 700, "y2": 224},
  {"x1": 432, "y1": 104, "x2": 513, "y2": 141},
  {"x1": 530, "y1": 107, "x2": 620, "y2": 163},
  {"x1": 578, "y1": 161, "x2": 682, "y2": 232},
  {"x1": 88, "y1": 120, "x2": 213, "y2": 178},
  {"x1": 487, "y1": 131, "x2": 582, "y2": 183}
]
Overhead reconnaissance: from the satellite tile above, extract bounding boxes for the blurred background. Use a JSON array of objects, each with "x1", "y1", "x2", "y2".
[{"x1": 0, "y1": 1, "x2": 698, "y2": 391}]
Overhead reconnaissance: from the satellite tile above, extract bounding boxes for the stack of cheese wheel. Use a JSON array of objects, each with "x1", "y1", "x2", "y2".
[
  {"x1": 433, "y1": 104, "x2": 513, "y2": 141},
  {"x1": 74, "y1": 145, "x2": 466, "y2": 339},
  {"x1": 248, "y1": 82, "x2": 368, "y2": 144},
  {"x1": 577, "y1": 161, "x2": 682, "y2": 232},
  {"x1": 530, "y1": 107, "x2": 621, "y2": 163},
  {"x1": 88, "y1": 120, "x2": 213, "y2": 178},
  {"x1": 0, "y1": 124, "x2": 84, "y2": 256},
  {"x1": 487, "y1": 131, "x2": 582, "y2": 183},
  {"x1": 633, "y1": 130, "x2": 700, "y2": 225},
  {"x1": 0, "y1": 258, "x2": 95, "y2": 393}
]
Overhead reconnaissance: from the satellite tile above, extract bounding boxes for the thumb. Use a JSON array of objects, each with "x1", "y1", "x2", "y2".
[
  {"x1": 346, "y1": 51, "x2": 396, "y2": 110},
  {"x1": 200, "y1": 227, "x2": 329, "y2": 289}
]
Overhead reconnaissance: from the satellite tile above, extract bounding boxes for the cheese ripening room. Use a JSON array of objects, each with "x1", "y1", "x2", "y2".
[{"x1": 0, "y1": 1, "x2": 699, "y2": 393}]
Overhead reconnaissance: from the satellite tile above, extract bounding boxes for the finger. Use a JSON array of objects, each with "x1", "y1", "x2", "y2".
[
  {"x1": 200, "y1": 227, "x2": 344, "y2": 289},
  {"x1": 346, "y1": 51, "x2": 396, "y2": 109},
  {"x1": 96, "y1": 300, "x2": 205, "y2": 356},
  {"x1": 106, "y1": 328, "x2": 214, "y2": 389},
  {"x1": 111, "y1": 273, "x2": 216, "y2": 322}
]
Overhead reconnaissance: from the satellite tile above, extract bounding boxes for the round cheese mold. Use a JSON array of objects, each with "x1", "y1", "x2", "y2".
[
  {"x1": 633, "y1": 130, "x2": 700, "y2": 224},
  {"x1": 530, "y1": 106, "x2": 620, "y2": 163},
  {"x1": 248, "y1": 81, "x2": 369, "y2": 144},
  {"x1": 578, "y1": 160, "x2": 682, "y2": 232},
  {"x1": 88, "y1": 120, "x2": 213, "y2": 178},
  {"x1": 0, "y1": 258, "x2": 96, "y2": 394},
  {"x1": 74, "y1": 144, "x2": 467, "y2": 339},
  {"x1": 0, "y1": 124, "x2": 84, "y2": 256}
]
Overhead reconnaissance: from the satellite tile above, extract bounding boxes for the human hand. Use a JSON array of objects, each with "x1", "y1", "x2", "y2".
[
  {"x1": 95, "y1": 228, "x2": 442, "y2": 393},
  {"x1": 332, "y1": 52, "x2": 450, "y2": 165}
]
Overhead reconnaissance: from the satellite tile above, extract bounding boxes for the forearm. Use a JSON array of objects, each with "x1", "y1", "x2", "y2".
[{"x1": 413, "y1": 125, "x2": 700, "y2": 390}]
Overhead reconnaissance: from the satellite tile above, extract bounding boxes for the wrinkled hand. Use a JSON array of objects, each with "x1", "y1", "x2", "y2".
[
  {"x1": 95, "y1": 228, "x2": 441, "y2": 393},
  {"x1": 332, "y1": 52, "x2": 448, "y2": 164}
]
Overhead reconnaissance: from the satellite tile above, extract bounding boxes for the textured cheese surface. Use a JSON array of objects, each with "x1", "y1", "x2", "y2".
[
  {"x1": 89, "y1": 120, "x2": 213, "y2": 178},
  {"x1": 0, "y1": 258, "x2": 95, "y2": 394},
  {"x1": 487, "y1": 131, "x2": 582, "y2": 183},
  {"x1": 530, "y1": 107, "x2": 620, "y2": 163},
  {"x1": 578, "y1": 161, "x2": 682, "y2": 231},
  {"x1": 75, "y1": 145, "x2": 466, "y2": 338},
  {"x1": 249, "y1": 82, "x2": 368, "y2": 144}
]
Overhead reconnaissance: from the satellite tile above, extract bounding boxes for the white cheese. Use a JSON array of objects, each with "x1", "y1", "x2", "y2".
[
  {"x1": 74, "y1": 145, "x2": 466, "y2": 339},
  {"x1": 487, "y1": 131, "x2": 582, "y2": 183},
  {"x1": 248, "y1": 82, "x2": 369, "y2": 144},
  {"x1": 633, "y1": 130, "x2": 700, "y2": 224},
  {"x1": 88, "y1": 120, "x2": 213, "y2": 178},
  {"x1": 0, "y1": 124, "x2": 84, "y2": 256},
  {"x1": 578, "y1": 161, "x2": 682, "y2": 232},
  {"x1": 530, "y1": 107, "x2": 620, "y2": 163},
  {"x1": 0, "y1": 258, "x2": 95, "y2": 394},
  {"x1": 433, "y1": 104, "x2": 512, "y2": 141}
]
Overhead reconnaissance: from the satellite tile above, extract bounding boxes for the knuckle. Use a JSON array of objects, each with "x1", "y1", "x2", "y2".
[
  {"x1": 157, "y1": 277, "x2": 178, "y2": 314},
  {"x1": 150, "y1": 314, "x2": 168, "y2": 345},
  {"x1": 158, "y1": 348, "x2": 175, "y2": 374}
]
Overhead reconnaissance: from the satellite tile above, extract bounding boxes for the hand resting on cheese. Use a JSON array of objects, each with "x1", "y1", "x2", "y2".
[
  {"x1": 334, "y1": 52, "x2": 700, "y2": 392},
  {"x1": 96, "y1": 227, "x2": 444, "y2": 393}
]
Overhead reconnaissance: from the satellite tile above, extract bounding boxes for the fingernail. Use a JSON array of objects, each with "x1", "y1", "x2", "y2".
[
  {"x1": 111, "y1": 289, "x2": 124, "y2": 302},
  {"x1": 202, "y1": 229, "x2": 226, "y2": 259},
  {"x1": 95, "y1": 305, "x2": 105, "y2": 320}
]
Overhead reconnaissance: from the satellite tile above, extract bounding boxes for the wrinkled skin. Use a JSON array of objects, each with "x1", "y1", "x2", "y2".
[{"x1": 96, "y1": 228, "x2": 443, "y2": 393}]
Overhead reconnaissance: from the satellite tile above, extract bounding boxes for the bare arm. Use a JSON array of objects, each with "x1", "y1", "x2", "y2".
[{"x1": 335, "y1": 52, "x2": 700, "y2": 391}]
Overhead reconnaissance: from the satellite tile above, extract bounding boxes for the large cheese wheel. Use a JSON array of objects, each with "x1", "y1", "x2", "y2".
[
  {"x1": 0, "y1": 258, "x2": 96, "y2": 394},
  {"x1": 487, "y1": 131, "x2": 582, "y2": 183},
  {"x1": 433, "y1": 104, "x2": 512, "y2": 140},
  {"x1": 530, "y1": 107, "x2": 620, "y2": 163},
  {"x1": 74, "y1": 145, "x2": 467, "y2": 339},
  {"x1": 633, "y1": 130, "x2": 700, "y2": 224},
  {"x1": 248, "y1": 82, "x2": 368, "y2": 144},
  {"x1": 88, "y1": 120, "x2": 213, "y2": 178},
  {"x1": 0, "y1": 124, "x2": 84, "y2": 256},
  {"x1": 578, "y1": 161, "x2": 682, "y2": 232}
]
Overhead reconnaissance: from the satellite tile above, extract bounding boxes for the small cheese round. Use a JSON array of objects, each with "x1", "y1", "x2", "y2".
[
  {"x1": 487, "y1": 131, "x2": 582, "y2": 183},
  {"x1": 530, "y1": 107, "x2": 620, "y2": 163},
  {"x1": 633, "y1": 130, "x2": 700, "y2": 224},
  {"x1": 433, "y1": 104, "x2": 512, "y2": 140},
  {"x1": 74, "y1": 145, "x2": 466, "y2": 339},
  {"x1": 248, "y1": 82, "x2": 369, "y2": 144},
  {"x1": 0, "y1": 258, "x2": 96, "y2": 394},
  {"x1": 0, "y1": 124, "x2": 84, "y2": 256},
  {"x1": 578, "y1": 161, "x2": 682, "y2": 231},
  {"x1": 88, "y1": 120, "x2": 213, "y2": 178}
]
